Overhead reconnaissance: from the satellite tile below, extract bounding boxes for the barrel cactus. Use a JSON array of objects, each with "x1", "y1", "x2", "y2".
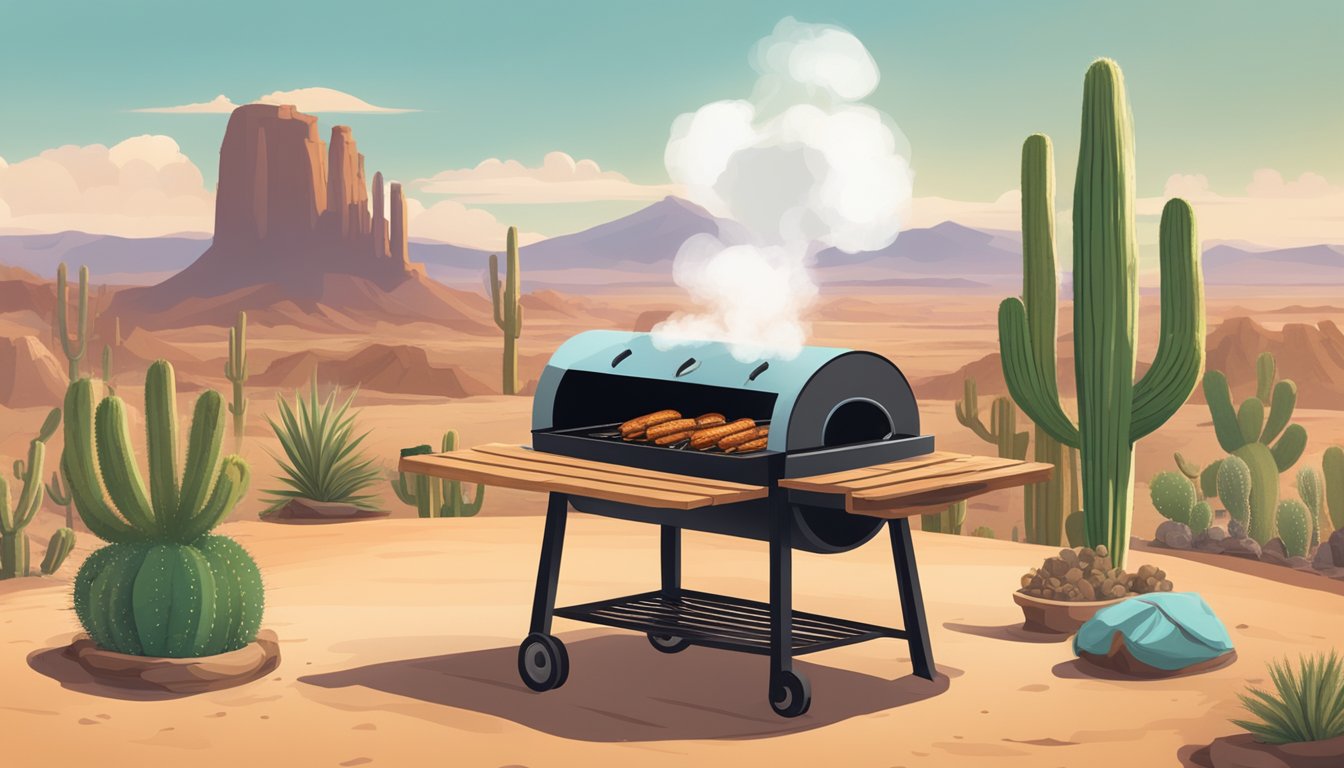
[
  {"x1": 64, "y1": 361, "x2": 264, "y2": 657},
  {"x1": 999, "y1": 59, "x2": 1206, "y2": 567},
  {"x1": 1203, "y1": 352, "x2": 1307, "y2": 544}
]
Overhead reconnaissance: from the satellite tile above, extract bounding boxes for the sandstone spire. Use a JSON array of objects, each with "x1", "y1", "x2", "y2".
[
  {"x1": 390, "y1": 182, "x2": 408, "y2": 265},
  {"x1": 371, "y1": 171, "x2": 389, "y2": 259}
]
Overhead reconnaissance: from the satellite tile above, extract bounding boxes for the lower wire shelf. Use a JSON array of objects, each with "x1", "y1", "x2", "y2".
[{"x1": 553, "y1": 588, "x2": 906, "y2": 656}]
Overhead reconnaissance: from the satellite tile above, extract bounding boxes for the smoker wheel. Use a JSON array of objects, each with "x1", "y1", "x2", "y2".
[
  {"x1": 769, "y1": 670, "x2": 811, "y2": 718},
  {"x1": 646, "y1": 633, "x2": 692, "y2": 654},
  {"x1": 518, "y1": 633, "x2": 569, "y2": 692}
]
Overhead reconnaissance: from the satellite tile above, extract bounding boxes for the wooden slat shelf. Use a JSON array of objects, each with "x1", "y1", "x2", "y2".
[
  {"x1": 400, "y1": 444, "x2": 1051, "y2": 518},
  {"x1": 779, "y1": 451, "x2": 1053, "y2": 518},
  {"x1": 398, "y1": 443, "x2": 768, "y2": 510}
]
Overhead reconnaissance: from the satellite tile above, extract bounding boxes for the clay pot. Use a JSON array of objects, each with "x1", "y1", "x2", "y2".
[
  {"x1": 1013, "y1": 590, "x2": 1129, "y2": 635},
  {"x1": 64, "y1": 629, "x2": 280, "y2": 693}
]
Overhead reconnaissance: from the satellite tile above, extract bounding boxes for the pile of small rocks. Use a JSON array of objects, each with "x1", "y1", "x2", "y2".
[{"x1": 1019, "y1": 546, "x2": 1174, "y2": 602}]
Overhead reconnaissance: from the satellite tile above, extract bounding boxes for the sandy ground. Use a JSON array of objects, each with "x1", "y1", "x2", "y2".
[{"x1": 3, "y1": 514, "x2": 1342, "y2": 767}]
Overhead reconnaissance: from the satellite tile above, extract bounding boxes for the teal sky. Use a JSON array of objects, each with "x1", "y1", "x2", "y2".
[{"x1": 1, "y1": 0, "x2": 1340, "y2": 239}]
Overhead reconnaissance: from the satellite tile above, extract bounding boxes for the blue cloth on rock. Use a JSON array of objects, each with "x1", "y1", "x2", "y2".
[{"x1": 1073, "y1": 592, "x2": 1233, "y2": 671}]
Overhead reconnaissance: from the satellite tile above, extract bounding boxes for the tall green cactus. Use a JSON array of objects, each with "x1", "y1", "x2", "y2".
[
  {"x1": 1203, "y1": 352, "x2": 1306, "y2": 544},
  {"x1": 1012, "y1": 133, "x2": 1082, "y2": 547},
  {"x1": 998, "y1": 59, "x2": 1206, "y2": 567},
  {"x1": 391, "y1": 431, "x2": 485, "y2": 517},
  {"x1": 225, "y1": 311, "x2": 248, "y2": 449},
  {"x1": 1, "y1": 409, "x2": 75, "y2": 578},
  {"x1": 63, "y1": 362, "x2": 264, "y2": 657},
  {"x1": 1322, "y1": 446, "x2": 1344, "y2": 531},
  {"x1": 489, "y1": 226, "x2": 524, "y2": 395},
  {"x1": 56, "y1": 263, "x2": 89, "y2": 381},
  {"x1": 920, "y1": 499, "x2": 966, "y2": 535}
]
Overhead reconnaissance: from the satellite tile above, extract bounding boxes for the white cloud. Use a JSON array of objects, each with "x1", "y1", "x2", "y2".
[
  {"x1": 906, "y1": 169, "x2": 1344, "y2": 248},
  {"x1": 0, "y1": 135, "x2": 214, "y2": 237},
  {"x1": 1138, "y1": 169, "x2": 1344, "y2": 247},
  {"x1": 415, "y1": 151, "x2": 679, "y2": 204},
  {"x1": 133, "y1": 94, "x2": 237, "y2": 114},
  {"x1": 135, "y1": 87, "x2": 415, "y2": 114},
  {"x1": 403, "y1": 196, "x2": 545, "y2": 249}
]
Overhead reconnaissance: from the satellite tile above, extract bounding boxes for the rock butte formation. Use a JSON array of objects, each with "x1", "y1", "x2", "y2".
[
  {"x1": 113, "y1": 104, "x2": 415, "y2": 314},
  {"x1": 0, "y1": 336, "x2": 68, "y2": 407}
]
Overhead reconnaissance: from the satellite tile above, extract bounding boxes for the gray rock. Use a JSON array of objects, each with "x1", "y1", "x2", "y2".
[
  {"x1": 1154, "y1": 520, "x2": 1194, "y2": 549},
  {"x1": 1287, "y1": 556, "x2": 1313, "y2": 571},
  {"x1": 1315, "y1": 542, "x2": 1337, "y2": 571},
  {"x1": 1261, "y1": 537, "x2": 1289, "y2": 566},
  {"x1": 1221, "y1": 537, "x2": 1263, "y2": 559},
  {"x1": 1203, "y1": 525, "x2": 1228, "y2": 542},
  {"x1": 1193, "y1": 526, "x2": 1230, "y2": 553},
  {"x1": 1228, "y1": 518, "x2": 1247, "y2": 539}
]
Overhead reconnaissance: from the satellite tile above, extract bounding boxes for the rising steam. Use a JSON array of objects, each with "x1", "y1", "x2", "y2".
[{"x1": 653, "y1": 17, "x2": 914, "y2": 361}]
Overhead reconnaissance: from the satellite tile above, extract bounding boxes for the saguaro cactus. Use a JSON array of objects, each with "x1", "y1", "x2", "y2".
[
  {"x1": 957, "y1": 379, "x2": 1028, "y2": 460},
  {"x1": 1011, "y1": 134, "x2": 1081, "y2": 547},
  {"x1": 920, "y1": 500, "x2": 966, "y2": 535},
  {"x1": 225, "y1": 311, "x2": 249, "y2": 449},
  {"x1": 1203, "y1": 352, "x2": 1307, "y2": 544},
  {"x1": 392, "y1": 431, "x2": 485, "y2": 517},
  {"x1": 63, "y1": 363, "x2": 263, "y2": 657},
  {"x1": 46, "y1": 467, "x2": 74, "y2": 528},
  {"x1": 56, "y1": 263, "x2": 89, "y2": 380},
  {"x1": 998, "y1": 59, "x2": 1206, "y2": 567},
  {"x1": 489, "y1": 226, "x2": 524, "y2": 395},
  {"x1": 1, "y1": 409, "x2": 75, "y2": 578}
]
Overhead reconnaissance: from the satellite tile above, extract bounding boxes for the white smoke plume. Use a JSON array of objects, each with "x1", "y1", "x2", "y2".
[{"x1": 653, "y1": 17, "x2": 914, "y2": 361}]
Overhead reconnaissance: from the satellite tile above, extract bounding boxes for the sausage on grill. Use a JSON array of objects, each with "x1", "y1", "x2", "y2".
[
  {"x1": 620, "y1": 410, "x2": 682, "y2": 439},
  {"x1": 694, "y1": 413, "x2": 727, "y2": 427},
  {"x1": 645, "y1": 418, "x2": 699, "y2": 440},
  {"x1": 726, "y1": 436, "x2": 769, "y2": 454},
  {"x1": 690, "y1": 418, "x2": 756, "y2": 450},
  {"x1": 653, "y1": 430, "x2": 695, "y2": 446},
  {"x1": 718, "y1": 425, "x2": 768, "y2": 450}
]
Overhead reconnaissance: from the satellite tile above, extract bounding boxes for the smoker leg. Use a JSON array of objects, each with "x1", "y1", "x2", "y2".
[
  {"x1": 767, "y1": 492, "x2": 810, "y2": 718},
  {"x1": 649, "y1": 525, "x2": 692, "y2": 654},
  {"x1": 519, "y1": 492, "x2": 570, "y2": 692},
  {"x1": 890, "y1": 518, "x2": 936, "y2": 681}
]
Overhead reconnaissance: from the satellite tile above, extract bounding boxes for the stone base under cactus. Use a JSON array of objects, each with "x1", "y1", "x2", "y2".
[
  {"x1": 64, "y1": 629, "x2": 280, "y2": 693},
  {"x1": 1013, "y1": 591, "x2": 1129, "y2": 635},
  {"x1": 264, "y1": 498, "x2": 389, "y2": 523},
  {"x1": 1203, "y1": 732, "x2": 1344, "y2": 768}
]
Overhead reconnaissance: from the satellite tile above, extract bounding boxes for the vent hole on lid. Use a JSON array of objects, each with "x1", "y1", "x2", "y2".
[
  {"x1": 611, "y1": 349, "x2": 633, "y2": 368},
  {"x1": 675, "y1": 358, "x2": 700, "y2": 377},
  {"x1": 748, "y1": 362, "x2": 769, "y2": 382},
  {"x1": 823, "y1": 398, "x2": 894, "y2": 447}
]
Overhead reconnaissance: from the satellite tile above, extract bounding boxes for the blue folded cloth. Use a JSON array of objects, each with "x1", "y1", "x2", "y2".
[{"x1": 1074, "y1": 592, "x2": 1234, "y2": 671}]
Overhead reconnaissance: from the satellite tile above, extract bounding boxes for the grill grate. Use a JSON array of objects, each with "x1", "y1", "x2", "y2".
[{"x1": 553, "y1": 588, "x2": 906, "y2": 655}]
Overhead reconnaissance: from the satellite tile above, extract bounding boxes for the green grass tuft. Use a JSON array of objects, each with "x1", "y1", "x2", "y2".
[{"x1": 1232, "y1": 651, "x2": 1344, "y2": 744}]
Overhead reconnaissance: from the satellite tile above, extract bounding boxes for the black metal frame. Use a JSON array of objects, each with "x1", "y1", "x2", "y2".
[{"x1": 523, "y1": 489, "x2": 935, "y2": 716}]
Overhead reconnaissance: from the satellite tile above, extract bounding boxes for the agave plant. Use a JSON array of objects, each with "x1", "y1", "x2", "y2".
[
  {"x1": 1233, "y1": 651, "x2": 1344, "y2": 744},
  {"x1": 264, "y1": 372, "x2": 380, "y2": 513},
  {"x1": 64, "y1": 361, "x2": 263, "y2": 657}
]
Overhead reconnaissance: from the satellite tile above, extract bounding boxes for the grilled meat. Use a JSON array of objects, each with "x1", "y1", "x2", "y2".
[
  {"x1": 645, "y1": 418, "x2": 699, "y2": 440},
  {"x1": 690, "y1": 418, "x2": 756, "y2": 450},
  {"x1": 620, "y1": 410, "x2": 682, "y2": 439}
]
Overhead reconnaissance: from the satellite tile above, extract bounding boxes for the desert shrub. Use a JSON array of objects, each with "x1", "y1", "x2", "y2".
[
  {"x1": 1233, "y1": 651, "x2": 1344, "y2": 744},
  {"x1": 264, "y1": 372, "x2": 380, "y2": 512}
]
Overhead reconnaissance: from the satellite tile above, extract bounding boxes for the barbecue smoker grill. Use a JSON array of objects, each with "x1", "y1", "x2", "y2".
[{"x1": 521, "y1": 330, "x2": 937, "y2": 716}]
